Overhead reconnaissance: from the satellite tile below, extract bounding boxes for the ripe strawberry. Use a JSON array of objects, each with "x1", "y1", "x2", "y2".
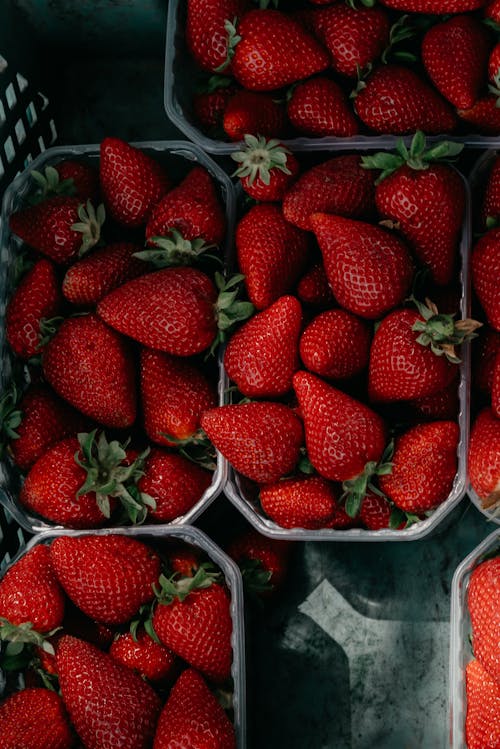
[
  {"x1": 379, "y1": 420, "x2": 459, "y2": 513},
  {"x1": 297, "y1": 263, "x2": 335, "y2": 307},
  {"x1": 299, "y1": 309, "x2": 371, "y2": 381},
  {"x1": 42, "y1": 313, "x2": 137, "y2": 428},
  {"x1": 109, "y1": 629, "x2": 177, "y2": 682},
  {"x1": 359, "y1": 492, "x2": 402, "y2": 531},
  {"x1": 50, "y1": 535, "x2": 161, "y2": 625},
  {"x1": 488, "y1": 41, "x2": 500, "y2": 84},
  {"x1": 0, "y1": 688, "x2": 74, "y2": 749},
  {"x1": 260, "y1": 475, "x2": 340, "y2": 530},
  {"x1": 57, "y1": 635, "x2": 161, "y2": 749},
  {"x1": 230, "y1": 10, "x2": 330, "y2": 91},
  {"x1": 186, "y1": 0, "x2": 248, "y2": 73},
  {"x1": 310, "y1": 213, "x2": 414, "y2": 320},
  {"x1": 224, "y1": 295, "x2": 302, "y2": 397},
  {"x1": 480, "y1": 155, "x2": 500, "y2": 228},
  {"x1": 468, "y1": 555, "x2": 500, "y2": 683},
  {"x1": 493, "y1": 350, "x2": 500, "y2": 417},
  {"x1": 354, "y1": 65, "x2": 456, "y2": 134},
  {"x1": 283, "y1": 154, "x2": 376, "y2": 231},
  {"x1": 473, "y1": 327, "x2": 500, "y2": 393},
  {"x1": 153, "y1": 669, "x2": 236, "y2": 749},
  {"x1": 9, "y1": 196, "x2": 104, "y2": 264},
  {"x1": 458, "y1": 93, "x2": 500, "y2": 134},
  {"x1": 62, "y1": 242, "x2": 145, "y2": 305},
  {"x1": 100, "y1": 137, "x2": 170, "y2": 227},
  {"x1": 469, "y1": 408, "x2": 500, "y2": 514},
  {"x1": 472, "y1": 228, "x2": 500, "y2": 330},
  {"x1": 30, "y1": 160, "x2": 99, "y2": 204},
  {"x1": 379, "y1": 0, "x2": 487, "y2": 9},
  {"x1": 223, "y1": 90, "x2": 287, "y2": 141},
  {"x1": 465, "y1": 659, "x2": 500, "y2": 749},
  {"x1": 407, "y1": 375, "x2": 459, "y2": 420},
  {"x1": 167, "y1": 546, "x2": 203, "y2": 578},
  {"x1": 326, "y1": 500, "x2": 359, "y2": 530},
  {"x1": 193, "y1": 81, "x2": 238, "y2": 131},
  {"x1": 486, "y1": 0, "x2": 500, "y2": 23},
  {"x1": 201, "y1": 402, "x2": 303, "y2": 483},
  {"x1": 227, "y1": 529, "x2": 291, "y2": 595},
  {"x1": 236, "y1": 204, "x2": 309, "y2": 310},
  {"x1": 152, "y1": 567, "x2": 233, "y2": 683},
  {"x1": 6, "y1": 258, "x2": 61, "y2": 359},
  {"x1": 231, "y1": 135, "x2": 300, "y2": 202},
  {"x1": 287, "y1": 77, "x2": 359, "y2": 137}
]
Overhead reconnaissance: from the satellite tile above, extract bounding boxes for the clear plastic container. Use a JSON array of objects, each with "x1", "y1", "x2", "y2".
[
  {"x1": 0, "y1": 524, "x2": 246, "y2": 748},
  {"x1": 449, "y1": 528, "x2": 500, "y2": 749},
  {"x1": 0, "y1": 141, "x2": 234, "y2": 533}
]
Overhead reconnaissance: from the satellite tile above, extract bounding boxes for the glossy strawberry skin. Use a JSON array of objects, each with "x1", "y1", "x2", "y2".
[
  {"x1": 193, "y1": 84, "x2": 239, "y2": 131},
  {"x1": 109, "y1": 630, "x2": 177, "y2": 683},
  {"x1": 0, "y1": 545, "x2": 65, "y2": 632},
  {"x1": 240, "y1": 152, "x2": 300, "y2": 203},
  {"x1": 472, "y1": 228, "x2": 500, "y2": 331},
  {"x1": 98, "y1": 267, "x2": 218, "y2": 356},
  {"x1": 297, "y1": 263, "x2": 335, "y2": 307},
  {"x1": 469, "y1": 408, "x2": 500, "y2": 503},
  {"x1": 227, "y1": 529, "x2": 291, "y2": 592},
  {"x1": 6, "y1": 259, "x2": 61, "y2": 359},
  {"x1": 407, "y1": 376, "x2": 459, "y2": 421},
  {"x1": 186, "y1": 0, "x2": 248, "y2": 73},
  {"x1": 359, "y1": 492, "x2": 396, "y2": 531},
  {"x1": 480, "y1": 156, "x2": 500, "y2": 228},
  {"x1": 493, "y1": 351, "x2": 500, "y2": 417},
  {"x1": 287, "y1": 77, "x2": 359, "y2": 137},
  {"x1": 380, "y1": 0, "x2": 487, "y2": 10},
  {"x1": 473, "y1": 327, "x2": 500, "y2": 393},
  {"x1": 0, "y1": 688, "x2": 74, "y2": 749},
  {"x1": 458, "y1": 95, "x2": 500, "y2": 134},
  {"x1": 223, "y1": 90, "x2": 287, "y2": 141},
  {"x1": 50, "y1": 535, "x2": 161, "y2": 625},
  {"x1": 468, "y1": 555, "x2": 500, "y2": 684},
  {"x1": 201, "y1": 402, "x2": 303, "y2": 483},
  {"x1": 57, "y1": 635, "x2": 162, "y2": 749},
  {"x1": 293, "y1": 371, "x2": 387, "y2": 482},
  {"x1": 42, "y1": 314, "x2": 137, "y2": 428},
  {"x1": 465, "y1": 658, "x2": 500, "y2": 749},
  {"x1": 153, "y1": 583, "x2": 233, "y2": 683},
  {"x1": 260, "y1": 475, "x2": 339, "y2": 530},
  {"x1": 153, "y1": 669, "x2": 236, "y2": 749}
]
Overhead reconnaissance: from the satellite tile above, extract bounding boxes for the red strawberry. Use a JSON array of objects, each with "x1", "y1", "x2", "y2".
[
  {"x1": 230, "y1": 10, "x2": 330, "y2": 91},
  {"x1": 236, "y1": 204, "x2": 309, "y2": 310},
  {"x1": 421, "y1": 16, "x2": 491, "y2": 109},
  {"x1": 379, "y1": 420, "x2": 459, "y2": 513},
  {"x1": 109, "y1": 629, "x2": 177, "y2": 683},
  {"x1": 9, "y1": 196, "x2": 104, "y2": 264},
  {"x1": 201, "y1": 402, "x2": 303, "y2": 483},
  {"x1": 224, "y1": 295, "x2": 302, "y2": 397},
  {"x1": 50, "y1": 535, "x2": 161, "y2": 625},
  {"x1": 138, "y1": 448, "x2": 212, "y2": 522},
  {"x1": 310, "y1": 213, "x2": 414, "y2": 320},
  {"x1": 42, "y1": 313, "x2": 137, "y2": 428},
  {"x1": 468, "y1": 555, "x2": 500, "y2": 683},
  {"x1": 473, "y1": 327, "x2": 500, "y2": 393},
  {"x1": 465, "y1": 659, "x2": 500, "y2": 749},
  {"x1": 30, "y1": 160, "x2": 99, "y2": 204},
  {"x1": 472, "y1": 228, "x2": 500, "y2": 330},
  {"x1": 299, "y1": 309, "x2": 371, "y2": 381},
  {"x1": 100, "y1": 137, "x2": 170, "y2": 227},
  {"x1": 486, "y1": 0, "x2": 500, "y2": 23},
  {"x1": 297, "y1": 263, "x2": 335, "y2": 308},
  {"x1": 62, "y1": 242, "x2": 145, "y2": 305},
  {"x1": 260, "y1": 475, "x2": 340, "y2": 530},
  {"x1": 488, "y1": 41, "x2": 500, "y2": 84},
  {"x1": 152, "y1": 568, "x2": 233, "y2": 683},
  {"x1": 326, "y1": 500, "x2": 359, "y2": 530},
  {"x1": 407, "y1": 375, "x2": 459, "y2": 420},
  {"x1": 283, "y1": 154, "x2": 376, "y2": 231},
  {"x1": 287, "y1": 77, "x2": 359, "y2": 137},
  {"x1": 493, "y1": 350, "x2": 500, "y2": 417},
  {"x1": 193, "y1": 81, "x2": 239, "y2": 131},
  {"x1": 186, "y1": 0, "x2": 248, "y2": 73},
  {"x1": 6, "y1": 259, "x2": 61, "y2": 359},
  {"x1": 480, "y1": 155, "x2": 500, "y2": 228},
  {"x1": 354, "y1": 65, "x2": 456, "y2": 134},
  {"x1": 231, "y1": 135, "x2": 300, "y2": 202},
  {"x1": 458, "y1": 93, "x2": 500, "y2": 134},
  {"x1": 359, "y1": 492, "x2": 400, "y2": 531},
  {"x1": 223, "y1": 90, "x2": 287, "y2": 141},
  {"x1": 0, "y1": 544, "x2": 64, "y2": 633},
  {"x1": 227, "y1": 529, "x2": 291, "y2": 595},
  {"x1": 153, "y1": 669, "x2": 236, "y2": 749},
  {"x1": 293, "y1": 371, "x2": 387, "y2": 484},
  {"x1": 469, "y1": 407, "x2": 500, "y2": 513},
  {"x1": 167, "y1": 545, "x2": 203, "y2": 578},
  {"x1": 0, "y1": 688, "x2": 74, "y2": 749},
  {"x1": 379, "y1": 0, "x2": 487, "y2": 10},
  {"x1": 57, "y1": 635, "x2": 161, "y2": 749}
]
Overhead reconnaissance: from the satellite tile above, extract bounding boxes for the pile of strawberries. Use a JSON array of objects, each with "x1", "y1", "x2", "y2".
[{"x1": 183, "y1": 0, "x2": 500, "y2": 143}]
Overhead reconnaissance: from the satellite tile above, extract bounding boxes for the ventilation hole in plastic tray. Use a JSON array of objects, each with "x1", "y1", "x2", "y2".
[
  {"x1": 5, "y1": 82, "x2": 17, "y2": 110},
  {"x1": 0, "y1": 56, "x2": 7, "y2": 74},
  {"x1": 4, "y1": 135, "x2": 15, "y2": 163},
  {"x1": 14, "y1": 118, "x2": 26, "y2": 145},
  {"x1": 25, "y1": 101, "x2": 36, "y2": 126},
  {"x1": 15, "y1": 73, "x2": 28, "y2": 93},
  {"x1": 0, "y1": 156, "x2": 4, "y2": 179}
]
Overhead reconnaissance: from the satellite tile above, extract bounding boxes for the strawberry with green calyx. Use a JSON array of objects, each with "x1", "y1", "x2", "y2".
[
  {"x1": 358, "y1": 492, "x2": 413, "y2": 531},
  {"x1": 231, "y1": 135, "x2": 299, "y2": 202},
  {"x1": 227, "y1": 529, "x2": 291, "y2": 597},
  {"x1": 186, "y1": 0, "x2": 249, "y2": 74},
  {"x1": 109, "y1": 629, "x2": 177, "y2": 683},
  {"x1": 29, "y1": 165, "x2": 77, "y2": 204},
  {"x1": 28, "y1": 160, "x2": 99, "y2": 205},
  {"x1": 340, "y1": 441, "x2": 394, "y2": 519},
  {"x1": 133, "y1": 230, "x2": 219, "y2": 269},
  {"x1": 0, "y1": 688, "x2": 74, "y2": 749},
  {"x1": 410, "y1": 297, "x2": 481, "y2": 363}
]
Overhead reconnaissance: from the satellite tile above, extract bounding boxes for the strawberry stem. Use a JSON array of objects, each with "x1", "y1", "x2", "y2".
[
  {"x1": 154, "y1": 563, "x2": 222, "y2": 605},
  {"x1": 231, "y1": 134, "x2": 292, "y2": 186},
  {"x1": 341, "y1": 441, "x2": 394, "y2": 518},
  {"x1": 28, "y1": 165, "x2": 77, "y2": 206},
  {"x1": 214, "y1": 18, "x2": 241, "y2": 73},
  {"x1": 136, "y1": 230, "x2": 220, "y2": 268},
  {"x1": 71, "y1": 200, "x2": 105, "y2": 256},
  {"x1": 411, "y1": 297, "x2": 482, "y2": 364},
  {"x1": 0, "y1": 383, "x2": 22, "y2": 453}
]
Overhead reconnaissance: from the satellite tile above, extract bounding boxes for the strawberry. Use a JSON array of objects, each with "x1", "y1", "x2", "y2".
[
  {"x1": 62, "y1": 242, "x2": 145, "y2": 305},
  {"x1": 299, "y1": 309, "x2": 371, "y2": 381},
  {"x1": 42, "y1": 313, "x2": 137, "y2": 428},
  {"x1": 472, "y1": 228, "x2": 500, "y2": 330},
  {"x1": 421, "y1": 15, "x2": 491, "y2": 110},
  {"x1": 0, "y1": 688, "x2": 74, "y2": 749},
  {"x1": 231, "y1": 135, "x2": 300, "y2": 202},
  {"x1": 153, "y1": 669, "x2": 236, "y2": 749},
  {"x1": 57, "y1": 635, "x2": 161, "y2": 749},
  {"x1": 236, "y1": 204, "x2": 309, "y2": 310},
  {"x1": 223, "y1": 90, "x2": 287, "y2": 141},
  {"x1": 354, "y1": 65, "x2": 457, "y2": 134},
  {"x1": 407, "y1": 375, "x2": 459, "y2": 420},
  {"x1": 458, "y1": 93, "x2": 500, "y2": 134},
  {"x1": 152, "y1": 566, "x2": 233, "y2": 683},
  {"x1": 468, "y1": 555, "x2": 500, "y2": 683},
  {"x1": 287, "y1": 77, "x2": 359, "y2": 137},
  {"x1": 283, "y1": 154, "x2": 376, "y2": 232},
  {"x1": 138, "y1": 448, "x2": 212, "y2": 522},
  {"x1": 480, "y1": 155, "x2": 500, "y2": 228},
  {"x1": 109, "y1": 629, "x2": 177, "y2": 683},
  {"x1": 486, "y1": 0, "x2": 500, "y2": 23},
  {"x1": 29, "y1": 160, "x2": 99, "y2": 204},
  {"x1": 193, "y1": 81, "x2": 239, "y2": 131},
  {"x1": 465, "y1": 659, "x2": 500, "y2": 749},
  {"x1": 297, "y1": 263, "x2": 335, "y2": 308},
  {"x1": 469, "y1": 407, "x2": 500, "y2": 514},
  {"x1": 359, "y1": 492, "x2": 402, "y2": 531},
  {"x1": 379, "y1": 0, "x2": 488, "y2": 9},
  {"x1": 100, "y1": 137, "x2": 170, "y2": 227},
  {"x1": 186, "y1": 0, "x2": 248, "y2": 73},
  {"x1": 6, "y1": 258, "x2": 61, "y2": 359},
  {"x1": 224, "y1": 295, "x2": 302, "y2": 398},
  {"x1": 9, "y1": 196, "x2": 104, "y2": 264},
  {"x1": 310, "y1": 213, "x2": 414, "y2": 320},
  {"x1": 227, "y1": 529, "x2": 291, "y2": 595},
  {"x1": 473, "y1": 327, "x2": 500, "y2": 393},
  {"x1": 167, "y1": 546, "x2": 203, "y2": 578},
  {"x1": 379, "y1": 420, "x2": 459, "y2": 513},
  {"x1": 493, "y1": 350, "x2": 500, "y2": 417},
  {"x1": 485, "y1": 39, "x2": 500, "y2": 84},
  {"x1": 229, "y1": 10, "x2": 330, "y2": 91},
  {"x1": 260, "y1": 475, "x2": 340, "y2": 530},
  {"x1": 50, "y1": 534, "x2": 161, "y2": 625}
]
